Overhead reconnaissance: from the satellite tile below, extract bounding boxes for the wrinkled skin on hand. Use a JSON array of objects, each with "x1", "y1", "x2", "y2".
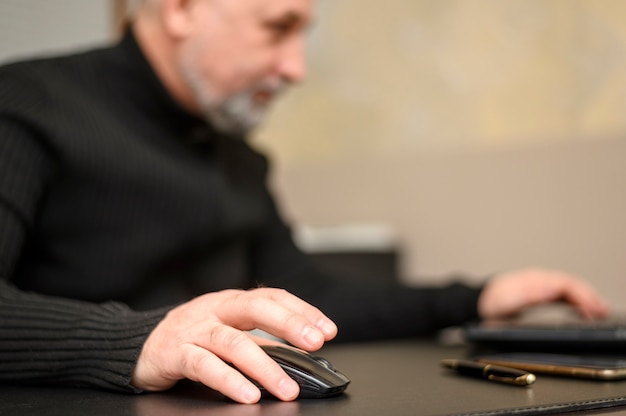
[{"x1": 132, "y1": 288, "x2": 337, "y2": 404}]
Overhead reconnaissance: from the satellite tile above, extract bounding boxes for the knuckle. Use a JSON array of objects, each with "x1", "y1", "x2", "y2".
[
  {"x1": 224, "y1": 288, "x2": 243, "y2": 298},
  {"x1": 255, "y1": 356, "x2": 279, "y2": 380},
  {"x1": 240, "y1": 291, "x2": 269, "y2": 315},
  {"x1": 274, "y1": 288, "x2": 290, "y2": 298},
  {"x1": 219, "y1": 289, "x2": 243, "y2": 306},
  {"x1": 181, "y1": 349, "x2": 212, "y2": 379},
  {"x1": 219, "y1": 371, "x2": 245, "y2": 394},
  {"x1": 268, "y1": 287, "x2": 289, "y2": 298},
  {"x1": 209, "y1": 325, "x2": 249, "y2": 351},
  {"x1": 253, "y1": 286, "x2": 286, "y2": 298},
  {"x1": 282, "y1": 311, "x2": 302, "y2": 330},
  {"x1": 233, "y1": 292, "x2": 255, "y2": 315}
]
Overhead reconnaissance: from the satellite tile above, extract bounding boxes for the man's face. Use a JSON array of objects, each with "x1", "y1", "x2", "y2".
[{"x1": 177, "y1": 0, "x2": 313, "y2": 135}]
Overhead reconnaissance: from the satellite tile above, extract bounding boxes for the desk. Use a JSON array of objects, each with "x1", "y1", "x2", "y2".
[{"x1": 3, "y1": 339, "x2": 626, "y2": 416}]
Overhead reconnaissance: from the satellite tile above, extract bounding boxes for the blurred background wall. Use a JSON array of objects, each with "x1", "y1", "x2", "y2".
[
  {"x1": 254, "y1": 0, "x2": 626, "y2": 309},
  {"x1": 1, "y1": 0, "x2": 624, "y2": 308},
  {"x1": 0, "y1": 1, "x2": 114, "y2": 62},
  {"x1": 260, "y1": 1, "x2": 626, "y2": 160}
]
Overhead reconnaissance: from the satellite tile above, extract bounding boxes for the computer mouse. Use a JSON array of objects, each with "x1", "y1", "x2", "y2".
[{"x1": 257, "y1": 345, "x2": 350, "y2": 399}]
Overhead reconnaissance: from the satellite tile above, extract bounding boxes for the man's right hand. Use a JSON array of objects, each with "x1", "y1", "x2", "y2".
[{"x1": 131, "y1": 287, "x2": 338, "y2": 404}]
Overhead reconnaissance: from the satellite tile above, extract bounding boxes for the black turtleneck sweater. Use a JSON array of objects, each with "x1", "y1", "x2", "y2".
[{"x1": 0, "y1": 30, "x2": 480, "y2": 392}]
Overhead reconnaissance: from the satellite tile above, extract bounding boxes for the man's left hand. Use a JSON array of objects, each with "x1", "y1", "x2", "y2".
[{"x1": 478, "y1": 268, "x2": 610, "y2": 320}]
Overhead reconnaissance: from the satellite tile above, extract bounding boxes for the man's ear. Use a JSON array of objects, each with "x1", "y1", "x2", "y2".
[{"x1": 161, "y1": 0, "x2": 196, "y2": 39}]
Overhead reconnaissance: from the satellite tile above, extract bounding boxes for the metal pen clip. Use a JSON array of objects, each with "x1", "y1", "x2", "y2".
[{"x1": 442, "y1": 359, "x2": 536, "y2": 386}]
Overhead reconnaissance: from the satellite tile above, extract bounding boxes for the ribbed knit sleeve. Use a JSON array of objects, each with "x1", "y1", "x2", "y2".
[
  {"x1": 0, "y1": 280, "x2": 170, "y2": 392},
  {"x1": 0, "y1": 66, "x2": 172, "y2": 392}
]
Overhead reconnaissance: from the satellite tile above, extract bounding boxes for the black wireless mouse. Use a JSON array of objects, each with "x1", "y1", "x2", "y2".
[{"x1": 258, "y1": 345, "x2": 350, "y2": 399}]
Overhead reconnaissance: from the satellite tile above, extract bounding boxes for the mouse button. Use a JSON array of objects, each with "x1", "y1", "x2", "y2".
[
  {"x1": 312, "y1": 356, "x2": 335, "y2": 371},
  {"x1": 261, "y1": 346, "x2": 350, "y2": 386},
  {"x1": 262, "y1": 346, "x2": 321, "y2": 371}
]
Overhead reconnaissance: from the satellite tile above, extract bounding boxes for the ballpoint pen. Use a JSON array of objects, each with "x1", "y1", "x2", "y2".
[{"x1": 441, "y1": 359, "x2": 536, "y2": 386}]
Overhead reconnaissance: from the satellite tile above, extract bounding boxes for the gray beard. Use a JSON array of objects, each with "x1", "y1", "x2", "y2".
[
  {"x1": 180, "y1": 61, "x2": 279, "y2": 136},
  {"x1": 206, "y1": 89, "x2": 267, "y2": 136}
]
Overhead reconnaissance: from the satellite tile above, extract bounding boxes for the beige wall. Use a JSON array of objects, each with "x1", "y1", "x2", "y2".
[
  {"x1": 272, "y1": 137, "x2": 626, "y2": 309},
  {"x1": 253, "y1": 1, "x2": 626, "y2": 308},
  {"x1": 257, "y1": 0, "x2": 626, "y2": 161}
]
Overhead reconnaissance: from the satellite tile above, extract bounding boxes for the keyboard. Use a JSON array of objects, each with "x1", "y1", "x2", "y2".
[{"x1": 464, "y1": 315, "x2": 626, "y2": 352}]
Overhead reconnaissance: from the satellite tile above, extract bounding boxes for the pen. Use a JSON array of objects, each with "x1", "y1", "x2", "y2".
[{"x1": 441, "y1": 359, "x2": 536, "y2": 386}]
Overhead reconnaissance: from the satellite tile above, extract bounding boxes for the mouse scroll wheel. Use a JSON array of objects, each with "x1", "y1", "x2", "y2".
[{"x1": 313, "y1": 356, "x2": 335, "y2": 371}]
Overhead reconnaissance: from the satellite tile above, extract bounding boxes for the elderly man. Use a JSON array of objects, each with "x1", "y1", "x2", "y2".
[{"x1": 0, "y1": 0, "x2": 608, "y2": 404}]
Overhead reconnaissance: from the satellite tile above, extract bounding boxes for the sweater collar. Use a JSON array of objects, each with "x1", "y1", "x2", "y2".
[{"x1": 111, "y1": 29, "x2": 239, "y2": 142}]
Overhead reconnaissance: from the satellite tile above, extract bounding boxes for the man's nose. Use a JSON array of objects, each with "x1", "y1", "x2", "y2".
[{"x1": 276, "y1": 37, "x2": 307, "y2": 84}]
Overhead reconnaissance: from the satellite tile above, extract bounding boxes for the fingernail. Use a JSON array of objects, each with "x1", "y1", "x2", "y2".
[
  {"x1": 317, "y1": 318, "x2": 337, "y2": 335},
  {"x1": 279, "y1": 377, "x2": 299, "y2": 398},
  {"x1": 302, "y1": 325, "x2": 323, "y2": 346},
  {"x1": 241, "y1": 384, "x2": 260, "y2": 403}
]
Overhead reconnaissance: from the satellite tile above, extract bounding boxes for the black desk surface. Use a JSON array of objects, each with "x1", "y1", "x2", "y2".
[{"x1": 4, "y1": 339, "x2": 626, "y2": 416}]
